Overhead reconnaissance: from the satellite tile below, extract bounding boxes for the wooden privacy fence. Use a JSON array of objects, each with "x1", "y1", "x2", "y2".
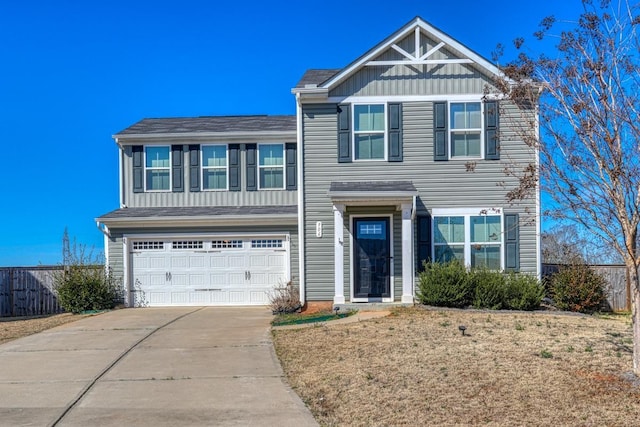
[
  {"x1": 542, "y1": 263, "x2": 631, "y2": 312},
  {"x1": 0, "y1": 266, "x2": 63, "y2": 317}
]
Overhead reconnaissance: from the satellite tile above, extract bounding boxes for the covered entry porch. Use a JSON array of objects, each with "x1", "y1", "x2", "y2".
[{"x1": 328, "y1": 181, "x2": 418, "y2": 304}]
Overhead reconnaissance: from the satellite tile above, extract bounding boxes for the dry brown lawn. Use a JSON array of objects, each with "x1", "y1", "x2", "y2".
[
  {"x1": 273, "y1": 307, "x2": 640, "y2": 426},
  {"x1": 0, "y1": 313, "x2": 85, "y2": 345}
]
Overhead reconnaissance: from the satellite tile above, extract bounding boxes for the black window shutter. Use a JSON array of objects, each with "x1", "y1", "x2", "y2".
[
  {"x1": 337, "y1": 104, "x2": 352, "y2": 163},
  {"x1": 417, "y1": 215, "x2": 432, "y2": 271},
  {"x1": 246, "y1": 144, "x2": 257, "y2": 191},
  {"x1": 132, "y1": 145, "x2": 144, "y2": 193},
  {"x1": 171, "y1": 145, "x2": 184, "y2": 192},
  {"x1": 229, "y1": 144, "x2": 240, "y2": 191},
  {"x1": 504, "y1": 213, "x2": 520, "y2": 271},
  {"x1": 388, "y1": 103, "x2": 403, "y2": 162},
  {"x1": 285, "y1": 143, "x2": 297, "y2": 190},
  {"x1": 433, "y1": 102, "x2": 448, "y2": 161},
  {"x1": 485, "y1": 101, "x2": 500, "y2": 160},
  {"x1": 189, "y1": 145, "x2": 200, "y2": 192}
]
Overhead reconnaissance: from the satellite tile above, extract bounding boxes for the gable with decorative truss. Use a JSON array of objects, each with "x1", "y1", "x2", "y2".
[{"x1": 294, "y1": 17, "x2": 502, "y2": 100}]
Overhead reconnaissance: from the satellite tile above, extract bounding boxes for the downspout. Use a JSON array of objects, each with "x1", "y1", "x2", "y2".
[
  {"x1": 95, "y1": 221, "x2": 110, "y2": 267},
  {"x1": 534, "y1": 90, "x2": 542, "y2": 280},
  {"x1": 117, "y1": 138, "x2": 125, "y2": 208},
  {"x1": 296, "y1": 93, "x2": 306, "y2": 306}
]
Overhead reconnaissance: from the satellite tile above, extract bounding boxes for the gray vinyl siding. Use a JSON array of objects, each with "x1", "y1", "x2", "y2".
[
  {"x1": 302, "y1": 101, "x2": 538, "y2": 301},
  {"x1": 122, "y1": 144, "x2": 297, "y2": 208},
  {"x1": 105, "y1": 224, "x2": 299, "y2": 296},
  {"x1": 331, "y1": 33, "x2": 494, "y2": 98}
]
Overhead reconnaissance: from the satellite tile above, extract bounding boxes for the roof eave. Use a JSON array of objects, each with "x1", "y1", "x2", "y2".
[
  {"x1": 112, "y1": 130, "x2": 297, "y2": 142},
  {"x1": 96, "y1": 214, "x2": 298, "y2": 228}
]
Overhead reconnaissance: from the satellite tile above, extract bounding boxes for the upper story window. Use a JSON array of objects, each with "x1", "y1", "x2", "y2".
[
  {"x1": 354, "y1": 104, "x2": 386, "y2": 160},
  {"x1": 202, "y1": 145, "x2": 228, "y2": 190},
  {"x1": 450, "y1": 102, "x2": 482, "y2": 158},
  {"x1": 145, "y1": 146, "x2": 170, "y2": 191},
  {"x1": 259, "y1": 144, "x2": 284, "y2": 189},
  {"x1": 433, "y1": 209, "x2": 503, "y2": 270}
]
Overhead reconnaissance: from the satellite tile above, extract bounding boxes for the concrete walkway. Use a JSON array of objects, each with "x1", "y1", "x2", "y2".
[{"x1": 0, "y1": 307, "x2": 318, "y2": 426}]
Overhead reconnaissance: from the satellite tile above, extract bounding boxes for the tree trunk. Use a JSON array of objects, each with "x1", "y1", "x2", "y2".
[{"x1": 628, "y1": 260, "x2": 640, "y2": 375}]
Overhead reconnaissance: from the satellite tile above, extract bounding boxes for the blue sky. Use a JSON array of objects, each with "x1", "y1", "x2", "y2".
[{"x1": 0, "y1": 0, "x2": 585, "y2": 266}]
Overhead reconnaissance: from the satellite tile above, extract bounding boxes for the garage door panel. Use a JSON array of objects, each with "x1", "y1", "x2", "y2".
[
  {"x1": 189, "y1": 256, "x2": 206, "y2": 268},
  {"x1": 131, "y1": 237, "x2": 288, "y2": 307},
  {"x1": 228, "y1": 255, "x2": 246, "y2": 268}
]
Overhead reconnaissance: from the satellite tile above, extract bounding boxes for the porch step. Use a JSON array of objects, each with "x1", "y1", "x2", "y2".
[{"x1": 334, "y1": 302, "x2": 415, "y2": 312}]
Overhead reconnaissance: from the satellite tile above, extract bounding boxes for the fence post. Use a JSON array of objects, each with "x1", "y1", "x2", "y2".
[{"x1": 9, "y1": 268, "x2": 14, "y2": 317}]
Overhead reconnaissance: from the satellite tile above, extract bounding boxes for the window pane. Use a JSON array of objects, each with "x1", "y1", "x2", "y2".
[
  {"x1": 203, "y1": 169, "x2": 227, "y2": 190},
  {"x1": 354, "y1": 104, "x2": 384, "y2": 131},
  {"x1": 472, "y1": 216, "x2": 501, "y2": 242},
  {"x1": 450, "y1": 103, "x2": 465, "y2": 129},
  {"x1": 434, "y1": 217, "x2": 464, "y2": 243},
  {"x1": 355, "y1": 134, "x2": 385, "y2": 160},
  {"x1": 260, "y1": 168, "x2": 283, "y2": 189},
  {"x1": 468, "y1": 103, "x2": 481, "y2": 128},
  {"x1": 471, "y1": 245, "x2": 501, "y2": 269},
  {"x1": 435, "y1": 245, "x2": 464, "y2": 263},
  {"x1": 451, "y1": 102, "x2": 481, "y2": 129},
  {"x1": 146, "y1": 147, "x2": 170, "y2": 168},
  {"x1": 259, "y1": 144, "x2": 283, "y2": 166},
  {"x1": 451, "y1": 132, "x2": 481, "y2": 157},
  {"x1": 202, "y1": 145, "x2": 227, "y2": 167},
  {"x1": 146, "y1": 170, "x2": 170, "y2": 190}
]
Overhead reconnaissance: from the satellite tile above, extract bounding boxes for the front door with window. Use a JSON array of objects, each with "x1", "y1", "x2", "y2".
[{"x1": 354, "y1": 218, "x2": 390, "y2": 299}]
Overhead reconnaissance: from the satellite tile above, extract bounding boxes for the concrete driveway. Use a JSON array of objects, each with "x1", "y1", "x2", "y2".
[{"x1": 0, "y1": 307, "x2": 318, "y2": 426}]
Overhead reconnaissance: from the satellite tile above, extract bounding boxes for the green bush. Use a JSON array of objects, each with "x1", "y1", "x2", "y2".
[
  {"x1": 54, "y1": 266, "x2": 122, "y2": 314},
  {"x1": 504, "y1": 272, "x2": 544, "y2": 311},
  {"x1": 548, "y1": 264, "x2": 607, "y2": 313},
  {"x1": 416, "y1": 260, "x2": 473, "y2": 308},
  {"x1": 471, "y1": 268, "x2": 506, "y2": 309},
  {"x1": 417, "y1": 261, "x2": 543, "y2": 311}
]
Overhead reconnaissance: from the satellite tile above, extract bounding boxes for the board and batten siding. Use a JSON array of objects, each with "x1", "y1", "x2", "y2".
[
  {"x1": 302, "y1": 101, "x2": 538, "y2": 301},
  {"x1": 122, "y1": 144, "x2": 297, "y2": 208},
  {"x1": 331, "y1": 32, "x2": 494, "y2": 98},
  {"x1": 106, "y1": 224, "x2": 299, "y2": 293}
]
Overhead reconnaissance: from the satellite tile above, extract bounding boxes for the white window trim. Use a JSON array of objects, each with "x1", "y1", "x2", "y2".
[
  {"x1": 352, "y1": 103, "x2": 388, "y2": 162},
  {"x1": 349, "y1": 214, "x2": 394, "y2": 303},
  {"x1": 201, "y1": 144, "x2": 229, "y2": 191},
  {"x1": 431, "y1": 207, "x2": 504, "y2": 270},
  {"x1": 258, "y1": 143, "x2": 286, "y2": 190},
  {"x1": 144, "y1": 145, "x2": 171, "y2": 192},
  {"x1": 448, "y1": 101, "x2": 484, "y2": 160}
]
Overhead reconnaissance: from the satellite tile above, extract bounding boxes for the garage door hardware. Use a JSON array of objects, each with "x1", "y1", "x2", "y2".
[
  {"x1": 195, "y1": 288, "x2": 222, "y2": 292},
  {"x1": 244, "y1": 271, "x2": 252, "y2": 280},
  {"x1": 165, "y1": 272, "x2": 172, "y2": 281}
]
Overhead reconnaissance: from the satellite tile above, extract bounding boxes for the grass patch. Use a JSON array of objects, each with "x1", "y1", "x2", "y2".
[
  {"x1": 273, "y1": 307, "x2": 638, "y2": 426},
  {"x1": 272, "y1": 310, "x2": 356, "y2": 326}
]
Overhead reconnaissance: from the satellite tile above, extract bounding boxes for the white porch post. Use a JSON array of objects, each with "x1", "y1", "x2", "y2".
[
  {"x1": 401, "y1": 203, "x2": 414, "y2": 303},
  {"x1": 333, "y1": 204, "x2": 346, "y2": 304}
]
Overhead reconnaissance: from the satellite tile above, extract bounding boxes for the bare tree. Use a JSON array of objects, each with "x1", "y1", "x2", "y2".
[{"x1": 493, "y1": 0, "x2": 640, "y2": 374}]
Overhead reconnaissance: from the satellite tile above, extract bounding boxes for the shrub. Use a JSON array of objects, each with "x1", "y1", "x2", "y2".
[
  {"x1": 504, "y1": 272, "x2": 544, "y2": 311},
  {"x1": 54, "y1": 266, "x2": 122, "y2": 314},
  {"x1": 269, "y1": 280, "x2": 301, "y2": 314},
  {"x1": 471, "y1": 268, "x2": 506, "y2": 310},
  {"x1": 548, "y1": 264, "x2": 607, "y2": 313},
  {"x1": 417, "y1": 261, "x2": 473, "y2": 308},
  {"x1": 53, "y1": 228, "x2": 122, "y2": 314}
]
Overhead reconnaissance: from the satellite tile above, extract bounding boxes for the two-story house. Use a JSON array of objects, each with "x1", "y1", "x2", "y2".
[{"x1": 97, "y1": 17, "x2": 540, "y2": 308}]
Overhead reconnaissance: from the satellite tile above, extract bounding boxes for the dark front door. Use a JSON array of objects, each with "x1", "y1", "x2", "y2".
[{"x1": 354, "y1": 218, "x2": 390, "y2": 299}]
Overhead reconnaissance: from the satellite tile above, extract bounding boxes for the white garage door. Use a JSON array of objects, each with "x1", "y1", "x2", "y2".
[{"x1": 130, "y1": 237, "x2": 288, "y2": 306}]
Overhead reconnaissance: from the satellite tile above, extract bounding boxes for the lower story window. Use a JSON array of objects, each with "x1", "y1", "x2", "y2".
[{"x1": 433, "y1": 210, "x2": 503, "y2": 270}]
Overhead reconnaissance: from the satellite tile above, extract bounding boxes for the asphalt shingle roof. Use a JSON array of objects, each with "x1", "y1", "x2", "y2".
[
  {"x1": 329, "y1": 181, "x2": 418, "y2": 194},
  {"x1": 295, "y1": 69, "x2": 341, "y2": 88},
  {"x1": 115, "y1": 115, "x2": 296, "y2": 136},
  {"x1": 98, "y1": 205, "x2": 297, "y2": 220}
]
